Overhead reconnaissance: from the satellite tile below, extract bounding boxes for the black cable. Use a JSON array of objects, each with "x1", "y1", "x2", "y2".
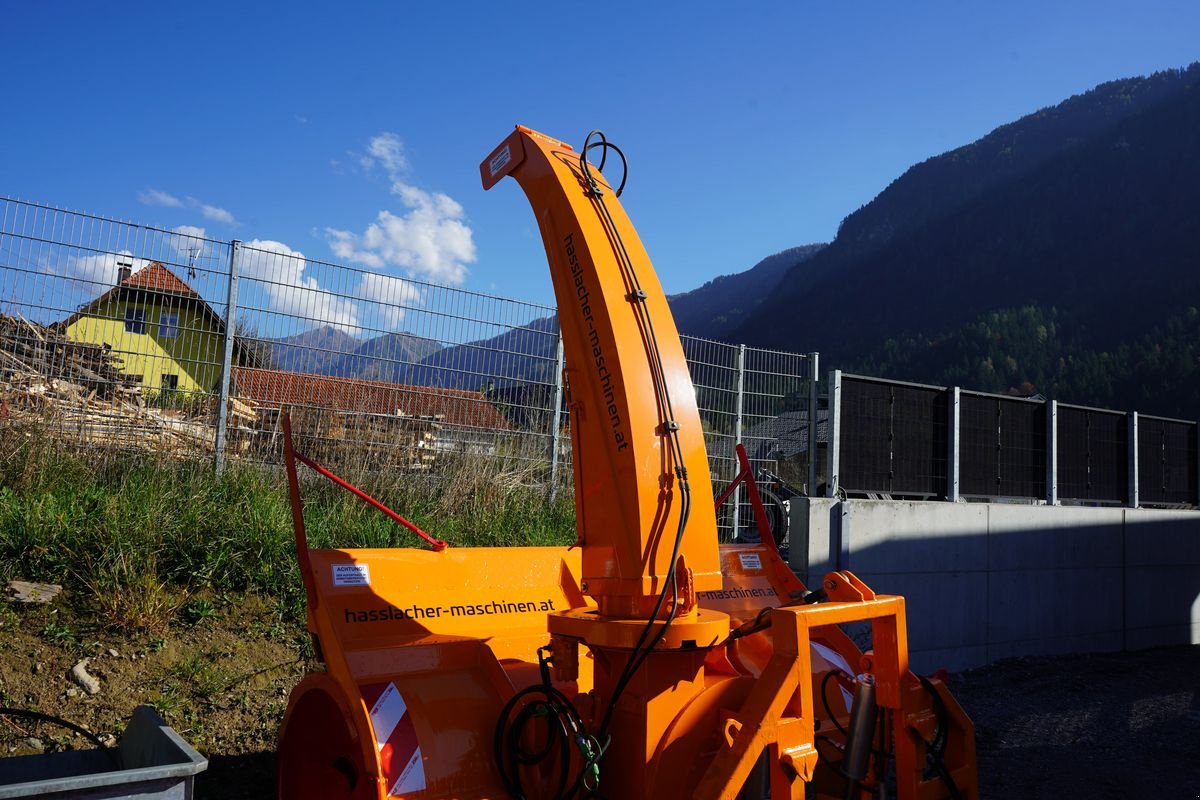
[
  {"x1": 917, "y1": 675, "x2": 962, "y2": 800},
  {"x1": 579, "y1": 131, "x2": 628, "y2": 197},
  {"x1": 0, "y1": 707, "x2": 117, "y2": 763},
  {"x1": 821, "y1": 670, "x2": 851, "y2": 737},
  {"x1": 493, "y1": 649, "x2": 607, "y2": 800},
  {"x1": 577, "y1": 130, "x2": 694, "y2": 748}
]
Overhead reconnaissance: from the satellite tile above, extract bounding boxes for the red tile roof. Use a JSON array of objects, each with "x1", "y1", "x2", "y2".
[
  {"x1": 121, "y1": 262, "x2": 201, "y2": 297},
  {"x1": 231, "y1": 367, "x2": 512, "y2": 431},
  {"x1": 60, "y1": 261, "x2": 212, "y2": 331}
]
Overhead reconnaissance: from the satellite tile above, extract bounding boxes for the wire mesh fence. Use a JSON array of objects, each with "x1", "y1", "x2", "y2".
[
  {"x1": 0, "y1": 198, "x2": 231, "y2": 455},
  {"x1": 0, "y1": 197, "x2": 817, "y2": 518},
  {"x1": 682, "y1": 337, "x2": 818, "y2": 540}
]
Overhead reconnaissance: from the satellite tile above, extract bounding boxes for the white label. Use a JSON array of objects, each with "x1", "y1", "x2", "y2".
[
  {"x1": 738, "y1": 552, "x2": 763, "y2": 571},
  {"x1": 332, "y1": 563, "x2": 370, "y2": 586},
  {"x1": 488, "y1": 145, "x2": 511, "y2": 176}
]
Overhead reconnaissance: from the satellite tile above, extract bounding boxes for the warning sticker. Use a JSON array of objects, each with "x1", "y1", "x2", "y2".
[
  {"x1": 362, "y1": 682, "x2": 426, "y2": 797},
  {"x1": 488, "y1": 145, "x2": 511, "y2": 176},
  {"x1": 332, "y1": 563, "x2": 370, "y2": 587},
  {"x1": 738, "y1": 552, "x2": 763, "y2": 571}
]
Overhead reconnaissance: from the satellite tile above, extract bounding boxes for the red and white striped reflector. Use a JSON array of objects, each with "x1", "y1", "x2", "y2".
[{"x1": 361, "y1": 682, "x2": 426, "y2": 797}]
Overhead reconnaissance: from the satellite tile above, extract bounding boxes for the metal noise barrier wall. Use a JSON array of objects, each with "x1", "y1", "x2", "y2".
[
  {"x1": 1057, "y1": 406, "x2": 1128, "y2": 503},
  {"x1": 834, "y1": 373, "x2": 1199, "y2": 509},
  {"x1": 1137, "y1": 415, "x2": 1199, "y2": 505},
  {"x1": 839, "y1": 377, "x2": 947, "y2": 498},
  {"x1": 959, "y1": 393, "x2": 1045, "y2": 500}
]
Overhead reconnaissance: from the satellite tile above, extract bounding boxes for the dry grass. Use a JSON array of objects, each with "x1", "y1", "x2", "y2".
[{"x1": 0, "y1": 423, "x2": 575, "y2": 629}]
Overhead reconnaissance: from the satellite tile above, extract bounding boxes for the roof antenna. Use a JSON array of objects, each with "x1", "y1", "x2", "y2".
[{"x1": 186, "y1": 244, "x2": 200, "y2": 279}]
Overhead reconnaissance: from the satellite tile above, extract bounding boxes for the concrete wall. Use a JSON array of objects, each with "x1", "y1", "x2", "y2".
[{"x1": 790, "y1": 499, "x2": 1200, "y2": 672}]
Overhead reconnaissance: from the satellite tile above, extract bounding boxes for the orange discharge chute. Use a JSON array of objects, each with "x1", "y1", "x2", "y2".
[{"x1": 276, "y1": 126, "x2": 978, "y2": 800}]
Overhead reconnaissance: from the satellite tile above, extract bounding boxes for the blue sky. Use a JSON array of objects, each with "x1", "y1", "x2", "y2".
[{"x1": 3, "y1": 1, "x2": 1197, "y2": 314}]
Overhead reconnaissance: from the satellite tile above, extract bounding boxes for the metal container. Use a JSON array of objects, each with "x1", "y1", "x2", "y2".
[{"x1": 0, "y1": 705, "x2": 207, "y2": 799}]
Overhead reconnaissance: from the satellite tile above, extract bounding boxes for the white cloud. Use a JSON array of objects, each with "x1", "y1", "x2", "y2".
[
  {"x1": 138, "y1": 189, "x2": 237, "y2": 226},
  {"x1": 194, "y1": 202, "x2": 237, "y2": 226},
  {"x1": 326, "y1": 132, "x2": 476, "y2": 286},
  {"x1": 170, "y1": 225, "x2": 209, "y2": 262},
  {"x1": 139, "y1": 189, "x2": 183, "y2": 208},
  {"x1": 357, "y1": 273, "x2": 422, "y2": 329},
  {"x1": 60, "y1": 250, "x2": 153, "y2": 286},
  {"x1": 172, "y1": 225, "x2": 207, "y2": 239},
  {"x1": 361, "y1": 132, "x2": 407, "y2": 176},
  {"x1": 240, "y1": 239, "x2": 360, "y2": 334}
]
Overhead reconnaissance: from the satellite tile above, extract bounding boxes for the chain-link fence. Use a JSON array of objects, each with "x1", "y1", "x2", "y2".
[{"x1": 0, "y1": 197, "x2": 818, "y2": 516}]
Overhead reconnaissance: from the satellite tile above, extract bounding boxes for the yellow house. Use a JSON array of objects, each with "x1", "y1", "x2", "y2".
[{"x1": 61, "y1": 262, "x2": 234, "y2": 396}]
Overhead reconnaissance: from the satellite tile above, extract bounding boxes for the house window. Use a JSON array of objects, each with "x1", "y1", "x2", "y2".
[
  {"x1": 159, "y1": 312, "x2": 180, "y2": 339},
  {"x1": 161, "y1": 374, "x2": 179, "y2": 391},
  {"x1": 124, "y1": 308, "x2": 146, "y2": 334}
]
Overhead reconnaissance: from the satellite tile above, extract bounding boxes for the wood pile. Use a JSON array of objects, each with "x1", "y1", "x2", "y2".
[
  {"x1": 0, "y1": 315, "x2": 495, "y2": 469},
  {"x1": 248, "y1": 405, "x2": 444, "y2": 471},
  {"x1": 0, "y1": 315, "x2": 133, "y2": 397},
  {"x1": 0, "y1": 315, "x2": 214, "y2": 454}
]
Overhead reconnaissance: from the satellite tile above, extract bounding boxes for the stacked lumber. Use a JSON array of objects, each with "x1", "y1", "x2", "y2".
[
  {"x1": 0, "y1": 315, "x2": 495, "y2": 470},
  {"x1": 0, "y1": 315, "x2": 133, "y2": 397},
  {"x1": 0, "y1": 315, "x2": 214, "y2": 454},
  {"x1": 249, "y1": 405, "x2": 444, "y2": 471}
]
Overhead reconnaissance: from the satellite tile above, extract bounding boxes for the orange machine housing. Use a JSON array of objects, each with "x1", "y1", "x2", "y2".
[
  {"x1": 482, "y1": 126, "x2": 723, "y2": 616},
  {"x1": 276, "y1": 126, "x2": 978, "y2": 800}
]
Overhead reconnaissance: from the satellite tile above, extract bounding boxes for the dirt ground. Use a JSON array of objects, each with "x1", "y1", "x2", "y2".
[
  {"x1": 0, "y1": 595, "x2": 311, "y2": 799},
  {"x1": 1, "y1": 596, "x2": 1197, "y2": 799}
]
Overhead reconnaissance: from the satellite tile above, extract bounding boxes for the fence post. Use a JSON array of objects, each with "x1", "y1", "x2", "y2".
[
  {"x1": 807, "y1": 352, "x2": 820, "y2": 497},
  {"x1": 547, "y1": 332, "x2": 566, "y2": 503},
  {"x1": 731, "y1": 344, "x2": 746, "y2": 536},
  {"x1": 948, "y1": 386, "x2": 961, "y2": 502},
  {"x1": 1128, "y1": 411, "x2": 1139, "y2": 508},
  {"x1": 826, "y1": 370, "x2": 842, "y2": 498},
  {"x1": 214, "y1": 240, "x2": 241, "y2": 474},
  {"x1": 1046, "y1": 400, "x2": 1058, "y2": 505}
]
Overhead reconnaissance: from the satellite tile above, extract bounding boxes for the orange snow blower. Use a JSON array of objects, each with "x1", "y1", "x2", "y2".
[{"x1": 276, "y1": 126, "x2": 977, "y2": 799}]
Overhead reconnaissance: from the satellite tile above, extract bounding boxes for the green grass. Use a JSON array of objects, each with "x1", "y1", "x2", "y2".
[{"x1": 0, "y1": 429, "x2": 575, "y2": 630}]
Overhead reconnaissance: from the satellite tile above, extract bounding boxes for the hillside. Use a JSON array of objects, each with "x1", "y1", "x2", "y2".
[
  {"x1": 332, "y1": 332, "x2": 443, "y2": 383},
  {"x1": 730, "y1": 64, "x2": 1200, "y2": 415},
  {"x1": 668, "y1": 245, "x2": 824, "y2": 339},
  {"x1": 266, "y1": 326, "x2": 442, "y2": 381},
  {"x1": 268, "y1": 326, "x2": 359, "y2": 374},
  {"x1": 855, "y1": 305, "x2": 1200, "y2": 414},
  {"x1": 404, "y1": 314, "x2": 561, "y2": 390}
]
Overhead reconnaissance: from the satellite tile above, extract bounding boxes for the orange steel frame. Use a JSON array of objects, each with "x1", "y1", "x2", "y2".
[{"x1": 275, "y1": 126, "x2": 978, "y2": 800}]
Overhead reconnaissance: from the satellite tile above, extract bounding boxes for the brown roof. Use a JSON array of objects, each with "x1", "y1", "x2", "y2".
[
  {"x1": 61, "y1": 262, "x2": 208, "y2": 329},
  {"x1": 120, "y1": 262, "x2": 201, "y2": 297},
  {"x1": 57, "y1": 261, "x2": 263, "y2": 368},
  {"x1": 231, "y1": 367, "x2": 513, "y2": 431}
]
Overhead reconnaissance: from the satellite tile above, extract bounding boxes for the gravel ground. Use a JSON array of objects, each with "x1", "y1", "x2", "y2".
[{"x1": 949, "y1": 644, "x2": 1200, "y2": 799}]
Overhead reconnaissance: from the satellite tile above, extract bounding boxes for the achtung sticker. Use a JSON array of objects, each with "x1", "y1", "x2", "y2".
[
  {"x1": 489, "y1": 145, "x2": 512, "y2": 176},
  {"x1": 738, "y1": 552, "x2": 763, "y2": 571},
  {"x1": 362, "y1": 682, "x2": 426, "y2": 796},
  {"x1": 332, "y1": 563, "x2": 371, "y2": 587}
]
